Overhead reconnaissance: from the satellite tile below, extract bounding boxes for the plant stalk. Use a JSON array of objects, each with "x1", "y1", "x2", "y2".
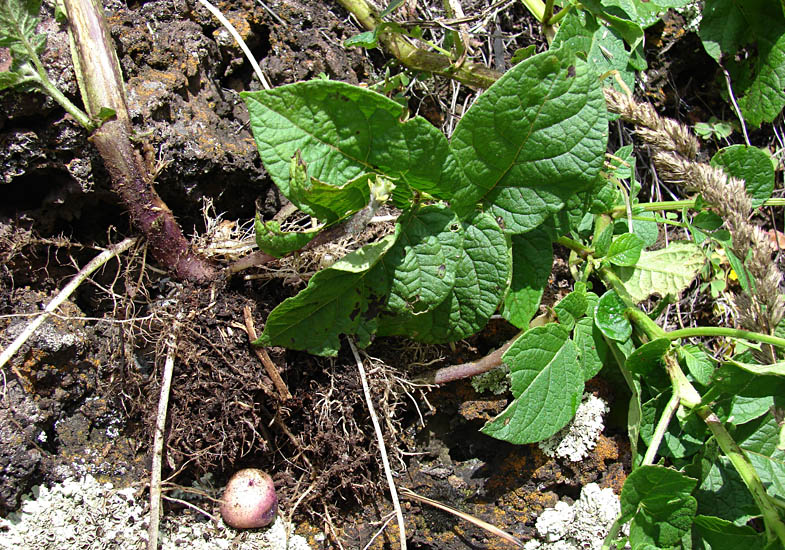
[
  {"x1": 609, "y1": 197, "x2": 785, "y2": 217},
  {"x1": 695, "y1": 406, "x2": 785, "y2": 545},
  {"x1": 627, "y1": 307, "x2": 785, "y2": 544},
  {"x1": 641, "y1": 390, "x2": 679, "y2": 465},
  {"x1": 667, "y1": 326, "x2": 785, "y2": 349},
  {"x1": 63, "y1": 0, "x2": 217, "y2": 283},
  {"x1": 337, "y1": 0, "x2": 502, "y2": 89}
]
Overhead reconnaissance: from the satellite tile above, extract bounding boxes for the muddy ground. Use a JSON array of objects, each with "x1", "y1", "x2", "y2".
[{"x1": 0, "y1": 0, "x2": 750, "y2": 548}]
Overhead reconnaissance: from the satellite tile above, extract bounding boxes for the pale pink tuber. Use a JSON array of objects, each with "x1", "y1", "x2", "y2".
[{"x1": 220, "y1": 468, "x2": 278, "y2": 529}]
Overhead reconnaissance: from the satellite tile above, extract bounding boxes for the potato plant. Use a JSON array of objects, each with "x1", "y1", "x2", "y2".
[{"x1": 242, "y1": 5, "x2": 785, "y2": 546}]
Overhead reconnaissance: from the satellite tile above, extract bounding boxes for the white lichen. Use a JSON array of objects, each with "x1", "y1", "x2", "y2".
[
  {"x1": 524, "y1": 483, "x2": 623, "y2": 550},
  {"x1": 0, "y1": 475, "x2": 312, "y2": 550},
  {"x1": 538, "y1": 393, "x2": 608, "y2": 462}
]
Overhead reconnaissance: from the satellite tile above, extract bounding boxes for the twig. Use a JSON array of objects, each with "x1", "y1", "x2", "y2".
[
  {"x1": 347, "y1": 337, "x2": 407, "y2": 550},
  {"x1": 721, "y1": 65, "x2": 750, "y2": 147},
  {"x1": 197, "y1": 0, "x2": 271, "y2": 90},
  {"x1": 148, "y1": 316, "x2": 181, "y2": 550},
  {"x1": 0, "y1": 237, "x2": 137, "y2": 374},
  {"x1": 243, "y1": 306, "x2": 292, "y2": 400},
  {"x1": 399, "y1": 487, "x2": 525, "y2": 547}
]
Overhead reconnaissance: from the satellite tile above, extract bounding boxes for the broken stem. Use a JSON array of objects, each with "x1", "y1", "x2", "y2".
[{"x1": 63, "y1": 0, "x2": 217, "y2": 283}]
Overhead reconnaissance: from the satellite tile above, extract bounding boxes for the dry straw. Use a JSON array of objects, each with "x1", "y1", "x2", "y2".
[{"x1": 605, "y1": 89, "x2": 784, "y2": 356}]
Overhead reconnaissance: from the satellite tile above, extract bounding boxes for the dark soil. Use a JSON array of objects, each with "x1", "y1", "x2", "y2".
[{"x1": 1, "y1": 0, "x2": 757, "y2": 548}]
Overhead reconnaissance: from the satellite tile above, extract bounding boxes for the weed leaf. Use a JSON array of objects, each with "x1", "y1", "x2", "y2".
[
  {"x1": 0, "y1": 0, "x2": 45, "y2": 61},
  {"x1": 255, "y1": 235, "x2": 396, "y2": 356},
  {"x1": 711, "y1": 145, "x2": 775, "y2": 207},
  {"x1": 612, "y1": 241, "x2": 705, "y2": 302},
  {"x1": 446, "y1": 48, "x2": 608, "y2": 233},
  {"x1": 700, "y1": 0, "x2": 785, "y2": 127},
  {"x1": 481, "y1": 323, "x2": 583, "y2": 444}
]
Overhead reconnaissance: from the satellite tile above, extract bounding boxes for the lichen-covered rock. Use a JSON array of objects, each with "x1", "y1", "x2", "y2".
[
  {"x1": 538, "y1": 393, "x2": 608, "y2": 462},
  {"x1": 524, "y1": 483, "x2": 623, "y2": 550},
  {"x1": 0, "y1": 475, "x2": 311, "y2": 550}
]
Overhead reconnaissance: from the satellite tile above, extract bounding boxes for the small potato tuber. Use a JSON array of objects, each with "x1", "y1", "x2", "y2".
[{"x1": 220, "y1": 468, "x2": 278, "y2": 529}]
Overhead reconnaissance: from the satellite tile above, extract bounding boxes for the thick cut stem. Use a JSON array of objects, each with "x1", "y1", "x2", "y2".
[{"x1": 63, "y1": 0, "x2": 217, "y2": 283}]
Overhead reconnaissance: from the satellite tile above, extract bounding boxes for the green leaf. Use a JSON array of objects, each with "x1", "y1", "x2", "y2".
[
  {"x1": 574, "y1": 293, "x2": 610, "y2": 380},
  {"x1": 641, "y1": 393, "x2": 707, "y2": 459},
  {"x1": 595, "y1": 290, "x2": 632, "y2": 342},
  {"x1": 612, "y1": 241, "x2": 705, "y2": 302},
  {"x1": 700, "y1": 0, "x2": 785, "y2": 127},
  {"x1": 0, "y1": 0, "x2": 45, "y2": 61},
  {"x1": 588, "y1": 0, "x2": 693, "y2": 30},
  {"x1": 710, "y1": 363, "x2": 785, "y2": 399},
  {"x1": 0, "y1": 70, "x2": 24, "y2": 90},
  {"x1": 736, "y1": 415, "x2": 785, "y2": 503},
  {"x1": 380, "y1": 0, "x2": 405, "y2": 18},
  {"x1": 241, "y1": 80, "x2": 452, "y2": 210},
  {"x1": 502, "y1": 227, "x2": 553, "y2": 329},
  {"x1": 616, "y1": 215, "x2": 660, "y2": 248},
  {"x1": 552, "y1": 9, "x2": 636, "y2": 90},
  {"x1": 691, "y1": 210, "x2": 724, "y2": 233},
  {"x1": 722, "y1": 394, "x2": 774, "y2": 425},
  {"x1": 594, "y1": 222, "x2": 614, "y2": 258},
  {"x1": 510, "y1": 44, "x2": 536, "y2": 65},
  {"x1": 288, "y1": 151, "x2": 371, "y2": 223},
  {"x1": 695, "y1": 454, "x2": 759, "y2": 525},
  {"x1": 344, "y1": 30, "x2": 379, "y2": 49},
  {"x1": 446, "y1": 47, "x2": 608, "y2": 233},
  {"x1": 711, "y1": 145, "x2": 775, "y2": 207},
  {"x1": 726, "y1": 359, "x2": 785, "y2": 378},
  {"x1": 95, "y1": 106, "x2": 117, "y2": 124},
  {"x1": 254, "y1": 216, "x2": 316, "y2": 258},
  {"x1": 613, "y1": 144, "x2": 636, "y2": 180},
  {"x1": 382, "y1": 204, "x2": 463, "y2": 313},
  {"x1": 481, "y1": 323, "x2": 583, "y2": 444},
  {"x1": 554, "y1": 284, "x2": 588, "y2": 331},
  {"x1": 606, "y1": 233, "x2": 645, "y2": 267},
  {"x1": 693, "y1": 515, "x2": 767, "y2": 549},
  {"x1": 680, "y1": 344, "x2": 715, "y2": 386},
  {"x1": 256, "y1": 235, "x2": 396, "y2": 355},
  {"x1": 625, "y1": 337, "x2": 670, "y2": 376},
  {"x1": 621, "y1": 465, "x2": 698, "y2": 547},
  {"x1": 378, "y1": 211, "x2": 510, "y2": 343}
]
